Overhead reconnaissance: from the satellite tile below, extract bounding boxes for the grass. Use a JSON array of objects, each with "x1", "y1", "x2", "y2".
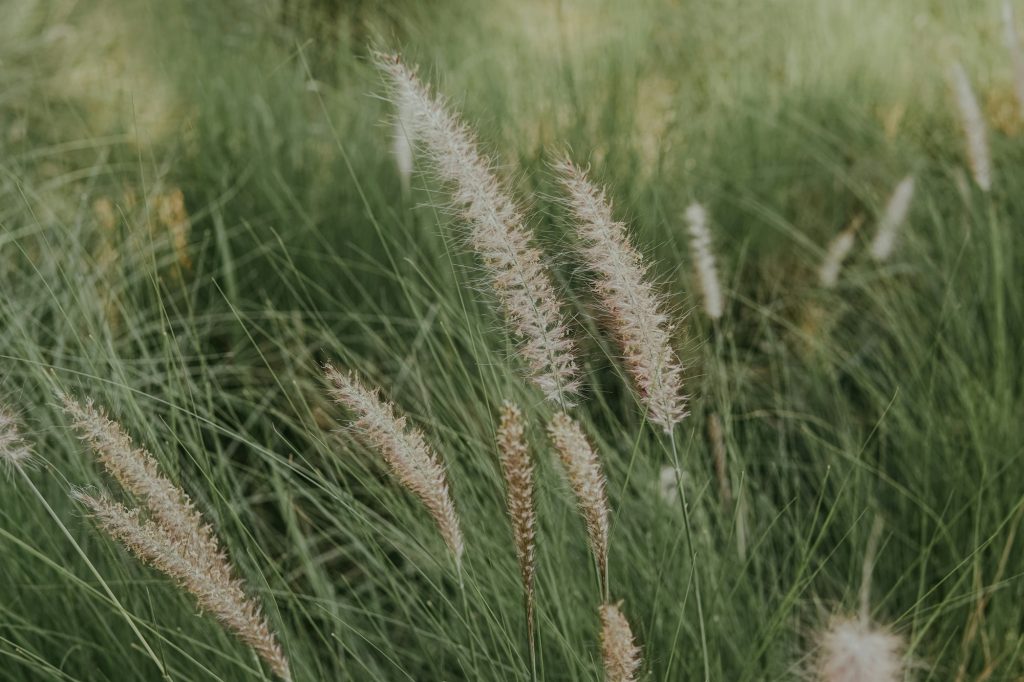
[{"x1": 0, "y1": 0, "x2": 1022, "y2": 680}]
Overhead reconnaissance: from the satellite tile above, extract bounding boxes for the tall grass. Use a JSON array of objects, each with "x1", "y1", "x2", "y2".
[{"x1": 0, "y1": 1, "x2": 1022, "y2": 681}]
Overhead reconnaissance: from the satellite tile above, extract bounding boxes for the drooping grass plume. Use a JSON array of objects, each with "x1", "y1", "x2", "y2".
[
  {"x1": 815, "y1": 617, "x2": 904, "y2": 682},
  {"x1": 496, "y1": 401, "x2": 538, "y2": 667},
  {"x1": 0, "y1": 406, "x2": 32, "y2": 472},
  {"x1": 600, "y1": 602, "x2": 642, "y2": 682},
  {"x1": 684, "y1": 202, "x2": 725, "y2": 320},
  {"x1": 949, "y1": 61, "x2": 992, "y2": 192},
  {"x1": 61, "y1": 394, "x2": 218, "y2": 555},
  {"x1": 547, "y1": 412, "x2": 610, "y2": 594},
  {"x1": 554, "y1": 158, "x2": 687, "y2": 432},
  {"x1": 375, "y1": 53, "x2": 580, "y2": 406},
  {"x1": 819, "y1": 215, "x2": 864, "y2": 288},
  {"x1": 74, "y1": 492, "x2": 292, "y2": 682},
  {"x1": 1003, "y1": 1, "x2": 1024, "y2": 117},
  {"x1": 869, "y1": 175, "x2": 915, "y2": 262},
  {"x1": 64, "y1": 397, "x2": 290, "y2": 681},
  {"x1": 324, "y1": 364, "x2": 465, "y2": 563}
]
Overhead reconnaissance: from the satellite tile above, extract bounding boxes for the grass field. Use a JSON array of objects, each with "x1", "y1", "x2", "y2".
[{"x1": 1, "y1": 1, "x2": 1022, "y2": 680}]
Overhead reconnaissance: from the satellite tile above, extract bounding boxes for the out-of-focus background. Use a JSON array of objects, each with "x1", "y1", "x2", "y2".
[{"x1": 1, "y1": 1, "x2": 1022, "y2": 680}]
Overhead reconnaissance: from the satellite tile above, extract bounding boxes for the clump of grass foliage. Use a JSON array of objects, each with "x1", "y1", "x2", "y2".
[{"x1": 1, "y1": 1, "x2": 1022, "y2": 680}]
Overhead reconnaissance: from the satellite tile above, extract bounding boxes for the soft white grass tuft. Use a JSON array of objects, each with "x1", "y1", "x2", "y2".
[
  {"x1": 600, "y1": 601, "x2": 642, "y2": 682},
  {"x1": 0, "y1": 405, "x2": 32, "y2": 472},
  {"x1": 870, "y1": 176, "x2": 915, "y2": 262},
  {"x1": 554, "y1": 157, "x2": 688, "y2": 432},
  {"x1": 684, "y1": 202, "x2": 725, "y2": 320},
  {"x1": 375, "y1": 53, "x2": 580, "y2": 406},
  {"x1": 816, "y1": 617, "x2": 904, "y2": 682},
  {"x1": 949, "y1": 62, "x2": 992, "y2": 192}
]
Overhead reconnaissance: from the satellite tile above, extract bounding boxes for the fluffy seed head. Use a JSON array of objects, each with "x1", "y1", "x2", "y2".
[
  {"x1": 1004, "y1": 1, "x2": 1024, "y2": 116},
  {"x1": 949, "y1": 62, "x2": 992, "y2": 192},
  {"x1": 324, "y1": 364, "x2": 465, "y2": 563},
  {"x1": 816, "y1": 617, "x2": 904, "y2": 682},
  {"x1": 555, "y1": 158, "x2": 687, "y2": 431},
  {"x1": 547, "y1": 413, "x2": 610, "y2": 590},
  {"x1": 61, "y1": 393, "x2": 218, "y2": 559},
  {"x1": 74, "y1": 492, "x2": 291, "y2": 681},
  {"x1": 870, "y1": 176, "x2": 915, "y2": 262},
  {"x1": 0, "y1": 406, "x2": 32, "y2": 472},
  {"x1": 684, "y1": 203, "x2": 725, "y2": 320},
  {"x1": 392, "y1": 97, "x2": 415, "y2": 193},
  {"x1": 819, "y1": 216, "x2": 864, "y2": 288},
  {"x1": 496, "y1": 402, "x2": 537, "y2": 643},
  {"x1": 376, "y1": 53, "x2": 580, "y2": 405},
  {"x1": 600, "y1": 602, "x2": 642, "y2": 682}
]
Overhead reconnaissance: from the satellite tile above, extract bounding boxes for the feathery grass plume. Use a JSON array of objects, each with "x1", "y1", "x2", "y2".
[
  {"x1": 547, "y1": 413, "x2": 610, "y2": 592},
  {"x1": 496, "y1": 402, "x2": 537, "y2": 665},
  {"x1": 819, "y1": 215, "x2": 864, "y2": 288},
  {"x1": 600, "y1": 602, "x2": 642, "y2": 682},
  {"x1": 324, "y1": 364, "x2": 465, "y2": 563},
  {"x1": 555, "y1": 158, "x2": 687, "y2": 432},
  {"x1": 869, "y1": 175, "x2": 915, "y2": 262},
  {"x1": 392, "y1": 97, "x2": 415, "y2": 194},
  {"x1": 707, "y1": 412, "x2": 732, "y2": 507},
  {"x1": 1004, "y1": 1, "x2": 1024, "y2": 117},
  {"x1": 74, "y1": 492, "x2": 291, "y2": 682},
  {"x1": 0, "y1": 406, "x2": 32, "y2": 473},
  {"x1": 375, "y1": 53, "x2": 580, "y2": 406},
  {"x1": 684, "y1": 202, "x2": 725, "y2": 320},
  {"x1": 61, "y1": 394, "x2": 218, "y2": 556},
  {"x1": 64, "y1": 396, "x2": 290, "y2": 681},
  {"x1": 816, "y1": 617, "x2": 904, "y2": 682},
  {"x1": 950, "y1": 61, "x2": 992, "y2": 192}
]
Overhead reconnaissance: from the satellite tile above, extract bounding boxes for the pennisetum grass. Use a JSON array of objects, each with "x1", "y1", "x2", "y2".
[
  {"x1": 599, "y1": 601, "x2": 642, "y2": 682},
  {"x1": 495, "y1": 401, "x2": 538, "y2": 677},
  {"x1": 869, "y1": 175, "x2": 915, "y2": 262},
  {"x1": 63, "y1": 395, "x2": 291, "y2": 681},
  {"x1": 0, "y1": 406, "x2": 32, "y2": 474},
  {"x1": 1004, "y1": 1, "x2": 1024, "y2": 117},
  {"x1": 819, "y1": 215, "x2": 864, "y2": 288},
  {"x1": 554, "y1": 157, "x2": 688, "y2": 432},
  {"x1": 375, "y1": 52, "x2": 580, "y2": 407},
  {"x1": 323, "y1": 364, "x2": 465, "y2": 565},
  {"x1": 684, "y1": 202, "x2": 725, "y2": 321},
  {"x1": 546, "y1": 412, "x2": 611, "y2": 598},
  {"x1": 949, "y1": 61, "x2": 992, "y2": 193}
]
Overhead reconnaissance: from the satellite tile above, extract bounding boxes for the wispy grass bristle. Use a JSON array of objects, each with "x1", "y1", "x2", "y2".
[
  {"x1": 324, "y1": 364, "x2": 465, "y2": 564},
  {"x1": 949, "y1": 61, "x2": 992, "y2": 192},
  {"x1": 684, "y1": 202, "x2": 725, "y2": 320},
  {"x1": 600, "y1": 601, "x2": 642, "y2": 682},
  {"x1": 375, "y1": 52, "x2": 580, "y2": 406},
  {"x1": 0, "y1": 405, "x2": 32, "y2": 473},
  {"x1": 555, "y1": 157, "x2": 688, "y2": 432},
  {"x1": 869, "y1": 175, "x2": 915, "y2": 262},
  {"x1": 65, "y1": 397, "x2": 290, "y2": 681},
  {"x1": 816, "y1": 617, "x2": 904, "y2": 682},
  {"x1": 819, "y1": 215, "x2": 864, "y2": 288},
  {"x1": 547, "y1": 412, "x2": 611, "y2": 594}
]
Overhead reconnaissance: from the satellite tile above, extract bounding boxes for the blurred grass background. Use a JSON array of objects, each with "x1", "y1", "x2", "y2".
[{"x1": 0, "y1": 0, "x2": 1022, "y2": 680}]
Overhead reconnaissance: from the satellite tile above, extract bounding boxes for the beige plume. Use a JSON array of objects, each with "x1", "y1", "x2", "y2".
[
  {"x1": 555, "y1": 158, "x2": 687, "y2": 432},
  {"x1": 600, "y1": 602, "x2": 642, "y2": 682},
  {"x1": 324, "y1": 364, "x2": 465, "y2": 564},
  {"x1": 376, "y1": 53, "x2": 580, "y2": 406}
]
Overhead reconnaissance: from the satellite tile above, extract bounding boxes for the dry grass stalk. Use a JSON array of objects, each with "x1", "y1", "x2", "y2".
[
  {"x1": 950, "y1": 62, "x2": 993, "y2": 192},
  {"x1": 819, "y1": 215, "x2": 864, "y2": 288},
  {"x1": 496, "y1": 402, "x2": 537, "y2": 660},
  {"x1": 1004, "y1": 1, "x2": 1024, "y2": 118},
  {"x1": 684, "y1": 202, "x2": 725, "y2": 320},
  {"x1": 547, "y1": 412, "x2": 610, "y2": 592},
  {"x1": 600, "y1": 602, "x2": 642, "y2": 682},
  {"x1": 869, "y1": 175, "x2": 915, "y2": 262},
  {"x1": 64, "y1": 396, "x2": 290, "y2": 681},
  {"x1": 0, "y1": 406, "x2": 32, "y2": 472},
  {"x1": 707, "y1": 412, "x2": 732, "y2": 507},
  {"x1": 376, "y1": 53, "x2": 579, "y2": 405},
  {"x1": 74, "y1": 492, "x2": 291, "y2": 681},
  {"x1": 554, "y1": 158, "x2": 687, "y2": 432},
  {"x1": 324, "y1": 364, "x2": 465, "y2": 563},
  {"x1": 816, "y1": 617, "x2": 904, "y2": 682}
]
